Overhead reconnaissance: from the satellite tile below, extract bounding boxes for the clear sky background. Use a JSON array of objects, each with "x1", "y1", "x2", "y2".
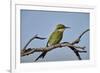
[{"x1": 20, "y1": 9, "x2": 90, "y2": 63}]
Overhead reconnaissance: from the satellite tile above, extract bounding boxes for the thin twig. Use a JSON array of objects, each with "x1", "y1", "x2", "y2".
[
  {"x1": 22, "y1": 34, "x2": 46, "y2": 52},
  {"x1": 72, "y1": 29, "x2": 89, "y2": 45}
]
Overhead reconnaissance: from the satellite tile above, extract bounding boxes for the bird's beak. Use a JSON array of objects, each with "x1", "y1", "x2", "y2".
[{"x1": 64, "y1": 26, "x2": 71, "y2": 29}]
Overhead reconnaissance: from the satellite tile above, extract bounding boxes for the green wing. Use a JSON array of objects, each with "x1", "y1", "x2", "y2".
[{"x1": 47, "y1": 31, "x2": 63, "y2": 46}]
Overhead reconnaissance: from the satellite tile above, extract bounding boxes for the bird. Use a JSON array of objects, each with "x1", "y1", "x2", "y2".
[{"x1": 34, "y1": 24, "x2": 70, "y2": 61}]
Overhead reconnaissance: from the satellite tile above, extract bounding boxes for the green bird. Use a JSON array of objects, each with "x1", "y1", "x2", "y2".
[{"x1": 35, "y1": 24, "x2": 70, "y2": 61}]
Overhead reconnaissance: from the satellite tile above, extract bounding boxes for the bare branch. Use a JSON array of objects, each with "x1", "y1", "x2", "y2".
[
  {"x1": 21, "y1": 29, "x2": 89, "y2": 61},
  {"x1": 22, "y1": 34, "x2": 46, "y2": 52},
  {"x1": 72, "y1": 29, "x2": 89, "y2": 45},
  {"x1": 21, "y1": 42, "x2": 86, "y2": 57},
  {"x1": 70, "y1": 29, "x2": 89, "y2": 60}
]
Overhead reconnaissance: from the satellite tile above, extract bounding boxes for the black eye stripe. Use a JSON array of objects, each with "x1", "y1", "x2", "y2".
[{"x1": 58, "y1": 27, "x2": 64, "y2": 29}]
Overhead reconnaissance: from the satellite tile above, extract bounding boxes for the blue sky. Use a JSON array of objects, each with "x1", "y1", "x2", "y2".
[{"x1": 20, "y1": 9, "x2": 90, "y2": 63}]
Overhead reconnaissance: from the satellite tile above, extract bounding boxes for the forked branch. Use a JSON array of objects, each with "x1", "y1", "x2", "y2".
[{"x1": 21, "y1": 29, "x2": 89, "y2": 61}]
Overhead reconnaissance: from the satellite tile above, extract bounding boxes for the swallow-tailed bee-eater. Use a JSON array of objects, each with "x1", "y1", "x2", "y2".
[{"x1": 35, "y1": 24, "x2": 70, "y2": 61}]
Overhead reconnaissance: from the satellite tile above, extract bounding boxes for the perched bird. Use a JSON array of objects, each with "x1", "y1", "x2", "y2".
[{"x1": 35, "y1": 24, "x2": 70, "y2": 61}]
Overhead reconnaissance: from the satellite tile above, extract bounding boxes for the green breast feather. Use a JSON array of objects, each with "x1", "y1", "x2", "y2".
[{"x1": 47, "y1": 31, "x2": 63, "y2": 46}]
